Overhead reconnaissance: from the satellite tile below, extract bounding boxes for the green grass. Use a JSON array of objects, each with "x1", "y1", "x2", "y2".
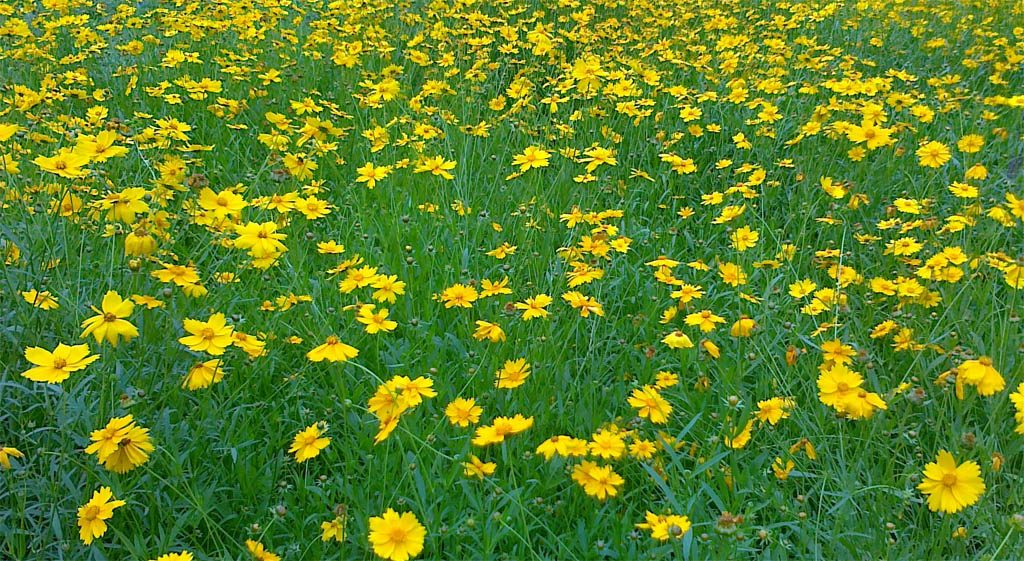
[{"x1": 2, "y1": 0, "x2": 1024, "y2": 559}]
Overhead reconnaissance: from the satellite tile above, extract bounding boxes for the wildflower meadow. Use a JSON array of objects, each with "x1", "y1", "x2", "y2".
[{"x1": 2, "y1": 0, "x2": 1024, "y2": 559}]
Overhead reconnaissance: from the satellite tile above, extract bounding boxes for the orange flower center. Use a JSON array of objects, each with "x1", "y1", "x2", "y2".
[
  {"x1": 53, "y1": 358, "x2": 67, "y2": 369},
  {"x1": 942, "y1": 473, "x2": 957, "y2": 486},
  {"x1": 103, "y1": 312, "x2": 117, "y2": 322},
  {"x1": 836, "y1": 382, "x2": 849, "y2": 392}
]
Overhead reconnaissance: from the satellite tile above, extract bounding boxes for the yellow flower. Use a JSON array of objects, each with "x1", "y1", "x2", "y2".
[
  {"x1": 289, "y1": 423, "x2": 330, "y2": 462},
  {"x1": 755, "y1": 397, "x2": 790, "y2": 425},
  {"x1": 245, "y1": 540, "x2": 280, "y2": 561},
  {"x1": 77, "y1": 487, "x2": 125, "y2": 544},
  {"x1": 627, "y1": 386, "x2": 672, "y2": 424},
  {"x1": 182, "y1": 359, "x2": 225, "y2": 390},
  {"x1": 358, "y1": 305, "x2": 398, "y2": 334},
  {"x1": 495, "y1": 358, "x2": 530, "y2": 389},
  {"x1": 918, "y1": 451, "x2": 985, "y2": 513},
  {"x1": 356, "y1": 162, "x2": 392, "y2": 189},
  {"x1": 472, "y1": 320, "x2": 505, "y2": 342},
  {"x1": 34, "y1": 148, "x2": 91, "y2": 178},
  {"x1": 956, "y1": 356, "x2": 1005, "y2": 396},
  {"x1": 151, "y1": 553, "x2": 194, "y2": 561},
  {"x1": 730, "y1": 226, "x2": 759, "y2": 251},
  {"x1": 22, "y1": 343, "x2": 99, "y2": 384},
  {"x1": 571, "y1": 460, "x2": 624, "y2": 499},
  {"x1": 84, "y1": 415, "x2": 155, "y2": 473},
  {"x1": 462, "y1": 454, "x2": 497, "y2": 478},
  {"x1": 306, "y1": 336, "x2": 359, "y2": 362},
  {"x1": 0, "y1": 446, "x2": 24, "y2": 469},
  {"x1": 234, "y1": 221, "x2": 287, "y2": 258},
  {"x1": 80, "y1": 290, "x2": 138, "y2": 347},
  {"x1": 321, "y1": 516, "x2": 347, "y2": 542},
  {"x1": 413, "y1": 155, "x2": 456, "y2": 179},
  {"x1": 662, "y1": 330, "x2": 694, "y2": 349},
  {"x1": 471, "y1": 415, "x2": 533, "y2": 446},
  {"x1": 515, "y1": 294, "x2": 552, "y2": 320},
  {"x1": 444, "y1": 398, "x2": 482, "y2": 427},
  {"x1": 439, "y1": 283, "x2": 478, "y2": 308},
  {"x1": 635, "y1": 511, "x2": 692, "y2": 541},
  {"x1": 511, "y1": 145, "x2": 550, "y2": 171},
  {"x1": 21, "y1": 289, "x2": 58, "y2": 309},
  {"x1": 916, "y1": 140, "x2": 951, "y2": 168},
  {"x1": 179, "y1": 313, "x2": 235, "y2": 355},
  {"x1": 368, "y1": 509, "x2": 427, "y2": 561}
]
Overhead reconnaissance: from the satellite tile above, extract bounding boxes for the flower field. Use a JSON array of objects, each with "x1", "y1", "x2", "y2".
[{"x1": 2, "y1": 0, "x2": 1024, "y2": 559}]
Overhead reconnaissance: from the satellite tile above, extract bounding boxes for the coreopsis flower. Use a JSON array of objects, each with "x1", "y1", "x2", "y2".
[
  {"x1": 182, "y1": 359, "x2": 225, "y2": 390},
  {"x1": 956, "y1": 357, "x2": 1005, "y2": 397},
  {"x1": 84, "y1": 415, "x2": 155, "y2": 473},
  {"x1": 306, "y1": 336, "x2": 359, "y2": 362},
  {"x1": 77, "y1": 487, "x2": 125, "y2": 545},
  {"x1": 413, "y1": 155, "x2": 456, "y2": 179},
  {"x1": 579, "y1": 146, "x2": 616, "y2": 172},
  {"x1": 21, "y1": 289, "x2": 58, "y2": 309},
  {"x1": 627, "y1": 386, "x2": 672, "y2": 424},
  {"x1": 0, "y1": 446, "x2": 24, "y2": 469},
  {"x1": 234, "y1": 221, "x2": 287, "y2": 258},
  {"x1": 772, "y1": 457, "x2": 795, "y2": 480},
  {"x1": 296, "y1": 195, "x2": 332, "y2": 219},
  {"x1": 511, "y1": 146, "x2": 550, "y2": 171},
  {"x1": 125, "y1": 229, "x2": 158, "y2": 256},
  {"x1": 151, "y1": 553, "x2": 193, "y2": 561},
  {"x1": 439, "y1": 283, "x2": 478, "y2": 308},
  {"x1": 916, "y1": 140, "x2": 951, "y2": 168},
  {"x1": 198, "y1": 188, "x2": 247, "y2": 218},
  {"x1": 289, "y1": 423, "x2": 330, "y2": 462},
  {"x1": 321, "y1": 516, "x2": 347, "y2": 542},
  {"x1": 463, "y1": 455, "x2": 497, "y2": 478},
  {"x1": 1010, "y1": 383, "x2": 1024, "y2": 434},
  {"x1": 179, "y1": 313, "x2": 234, "y2": 355},
  {"x1": 685, "y1": 310, "x2": 726, "y2": 332},
  {"x1": 635, "y1": 511, "x2": 692, "y2": 541},
  {"x1": 918, "y1": 451, "x2": 985, "y2": 513},
  {"x1": 514, "y1": 294, "x2": 552, "y2": 320},
  {"x1": 245, "y1": 540, "x2": 280, "y2": 561},
  {"x1": 444, "y1": 398, "x2": 482, "y2": 427},
  {"x1": 357, "y1": 305, "x2": 398, "y2": 334},
  {"x1": 725, "y1": 420, "x2": 754, "y2": 449},
  {"x1": 356, "y1": 162, "x2": 392, "y2": 189},
  {"x1": 471, "y1": 415, "x2": 533, "y2": 446},
  {"x1": 472, "y1": 320, "x2": 505, "y2": 342},
  {"x1": 479, "y1": 277, "x2": 512, "y2": 298},
  {"x1": 495, "y1": 358, "x2": 530, "y2": 389},
  {"x1": 34, "y1": 148, "x2": 91, "y2": 178},
  {"x1": 571, "y1": 461, "x2": 624, "y2": 499},
  {"x1": 730, "y1": 226, "x2": 759, "y2": 251},
  {"x1": 589, "y1": 429, "x2": 627, "y2": 459},
  {"x1": 662, "y1": 330, "x2": 694, "y2": 349},
  {"x1": 80, "y1": 290, "x2": 138, "y2": 347},
  {"x1": 282, "y1": 152, "x2": 317, "y2": 180},
  {"x1": 368, "y1": 509, "x2": 427, "y2": 561},
  {"x1": 372, "y1": 275, "x2": 406, "y2": 303},
  {"x1": 21, "y1": 343, "x2": 99, "y2": 384},
  {"x1": 730, "y1": 316, "x2": 758, "y2": 337},
  {"x1": 755, "y1": 397, "x2": 791, "y2": 425}
]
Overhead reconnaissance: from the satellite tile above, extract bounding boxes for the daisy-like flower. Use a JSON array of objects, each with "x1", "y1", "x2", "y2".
[
  {"x1": 918, "y1": 450, "x2": 985, "y2": 513},
  {"x1": 179, "y1": 313, "x2": 235, "y2": 355},
  {"x1": 368, "y1": 509, "x2": 427, "y2": 561},
  {"x1": 80, "y1": 290, "x2": 138, "y2": 347},
  {"x1": 21, "y1": 343, "x2": 99, "y2": 384},
  {"x1": 289, "y1": 423, "x2": 330, "y2": 462},
  {"x1": 84, "y1": 415, "x2": 155, "y2": 473},
  {"x1": 77, "y1": 487, "x2": 125, "y2": 545}
]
